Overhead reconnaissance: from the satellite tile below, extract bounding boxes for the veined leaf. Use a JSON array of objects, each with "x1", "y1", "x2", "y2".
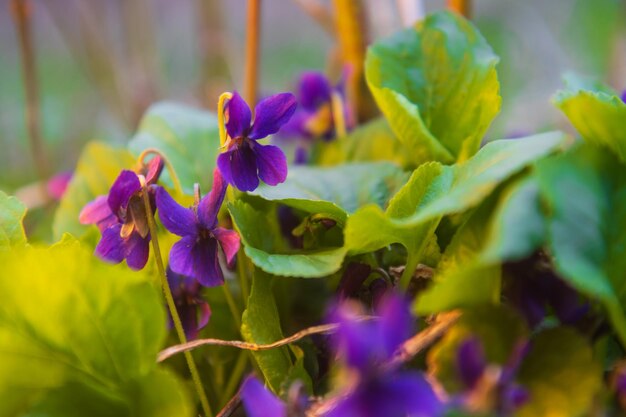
[
  {"x1": 0, "y1": 191, "x2": 27, "y2": 251},
  {"x1": 365, "y1": 11, "x2": 500, "y2": 164}
]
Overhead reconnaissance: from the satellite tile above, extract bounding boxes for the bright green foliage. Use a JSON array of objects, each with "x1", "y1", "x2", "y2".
[
  {"x1": 241, "y1": 269, "x2": 311, "y2": 393},
  {"x1": 517, "y1": 328, "x2": 602, "y2": 417},
  {"x1": 0, "y1": 191, "x2": 27, "y2": 251},
  {"x1": 229, "y1": 200, "x2": 347, "y2": 277},
  {"x1": 53, "y1": 142, "x2": 135, "y2": 240},
  {"x1": 365, "y1": 11, "x2": 501, "y2": 165},
  {"x1": 554, "y1": 75, "x2": 626, "y2": 162},
  {"x1": 129, "y1": 102, "x2": 221, "y2": 194},
  {"x1": 0, "y1": 239, "x2": 192, "y2": 416},
  {"x1": 427, "y1": 306, "x2": 528, "y2": 393},
  {"x1": 536, "y1": 144, "x2": 626, "y2": 346}
]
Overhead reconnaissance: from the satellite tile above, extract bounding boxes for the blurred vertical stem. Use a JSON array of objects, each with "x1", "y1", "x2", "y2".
[
  {"x1": 244, "y1": 0, "x2": 261, "y2": 106},
  {"x1": 11, "y1": 0, "x2": 50, "y2": 193},
  {"x1": 448, "y1": 0, "x2": 472, "y2": 18},
  {"x1": 141, "y1": 191, "x2": 213, "y2": 417},
  {"x1": 332, "y1": 0, "x2": 377, "y2": 122}
]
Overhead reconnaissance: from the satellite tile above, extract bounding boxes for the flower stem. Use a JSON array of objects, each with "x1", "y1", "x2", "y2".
[
  {"x1": 244, "y1": 0, "x2": 261, "y2": 106},
  {"x1": 141, "y1": 190, "x2": 213, "y2": 417},
  {"x1": 447, "y1": 0, "x2": 472, "y2": 18},
  {"x1": 330, "y1": 91, "x2": 347, "y2": 138},
  {"x1": 399, "y1": 254, "x2": 419, "y2": 290}
]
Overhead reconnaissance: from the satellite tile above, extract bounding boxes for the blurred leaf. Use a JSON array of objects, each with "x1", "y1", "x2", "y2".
[
  {"x1": 536, "y1": 144, "x2": 626, "y2": 346},
  {"x1": 128, "y1": 102, "x2": 220, "y2": 194},
  {"x1": 0, "y1": 241, "x2": 192, "y2": 416},
  {"x1": 365, "y1": 11, "x2": 500, "y2": 164},
  {"x1": 427, "y1": 305, "x2": 528, "y2": 393},
  {"x1": 0, "y1": 191, "x2": 27, "y2": 251},
  {"x1": 241, "y1": 269, "x2": 311, "y2": 393},
  {"x1": 53, "y1": 142, "x2": 135, "y2": 240},
  {"x1": 517, "y1": 328, "x2": 602, "y2": 417},
  {"x1": 250, "y1": 162, "x2": 408, "y2": 223},
  {"x1": 554, "y1": 75, "x2": 626, "y2": 162},
  {"x1": 229, "y1": 200, "x2": 347, "y2": 278}
]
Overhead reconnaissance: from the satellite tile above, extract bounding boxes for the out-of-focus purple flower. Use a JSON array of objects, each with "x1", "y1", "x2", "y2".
[
  {"x1": 217, "y1": 91, "x2": 296, "y2": 192},
  {"x1": 167, "y1": 267, "x2": 211, "y2": 340},
  {"x1": 281, "y1": 71, "x2": 354, "y2": 142},
  {"x1": 241, "y1": 376, "x2": 287, "y2": 417},
  {"x1": 47, "y1": 171, "x2": 72, "y2": 200},
  {"x1": 455, "y1": 337, "x2": 530, "y2": 414},
  {"x1": 79, "y1": 156, "x2": 163, "y2": 270},
  {"x1": 325, "y1": 293, "x2": 443, "y2": 417},
  {"x1": 337, "y1": 262, "x2": 372, "y2": 300},
  {"x1": 621, "y1": 90, "x2": 626, "y2": 104},
  {"x1": 156, "y1": 168, "x2": 240, "y2": 287}
]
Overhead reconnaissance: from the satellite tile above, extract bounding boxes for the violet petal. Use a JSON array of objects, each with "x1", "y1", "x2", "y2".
[
  {"x1": 241, "y1": 376, "x2": 287, "y2": 417},
  {"x1": 169, "y1": 236, "x2": 224, "y2": 287},
  {"x1": 124, "y1": 231, "x2": 151, "y2": 270},
  {"x1": 299, "y1": 72, "x2": 332, "y2": 110},
  {"x1": 79, "y1": 195, "x2": 117, "y2": 231},
  {"x1": 377, "y1": 293, "x2": 413, "y2": 359},
  {"x1": 248, "y1": 93, "x2": 297, "y2": 140},
  {"x1": 198, "y1": 168, "x2": 227, "y2": 229},
  {"x1": 155, "y1": 187, "x2": 197, "y2": 237},
  {"x1": 213, "y1": 227, "x2": 240, "y2": 266},
  {"x1": 217, "y1": 144, "x2": 259, "y2": 192},
  {"x1": 95, "y1": 224, "x2": 125, "y2": 264},
  {"x1": 254, "y1": 143, "x2": 288, "y2": 186},
  {"x1": 107, "y1": 170, "x2": 142, "y2": 216},
  {"x1": 226, "y1": 91, "x2": 252, "y2": 139},
  {"x1": 457, "y1": 337, "x2": 487, "y2": 389}
]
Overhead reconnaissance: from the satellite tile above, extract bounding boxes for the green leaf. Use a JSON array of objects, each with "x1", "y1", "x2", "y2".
[
  {"x1": 229, "y1": 200, "x2": 347, "y2": 278},
  {"x1": 536, "y1": 144, "x2": 626, "y2": 346},
  {"x1": 241, "y1": 269, "x2": 311, "y2": 393},
  {"x1": 128, "y1": 102, "x2": 221, "y2": 194},
  {"x1": 250, "y1": 162, "x2": 409, "y2": 223},
  {"x1": 0, "y1": 191, "x2": 27, "y2": 251},
  {"x1": 53, "y1": 142, "x2": 135, "y2": 240},
  {"x1": 0, "y1": 241, "x2": 192, "y2": 416},
  {"x1": 365, "y1": 11, "x2": 500, "y2": 164},
  {"x1": 554, "y1": 75, "x2": 626, "y2": 162},
  {"x1": 516, "y1": 328, "x2": 602, "y2": 417},
  {"x1": 427, "y1": 306, "x2": 528, "y2": 393}
]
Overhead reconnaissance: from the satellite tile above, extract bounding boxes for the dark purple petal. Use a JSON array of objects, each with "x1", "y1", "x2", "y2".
[
  {"x1": 226, "y1": 91, "x2": 252, "y2": 138},
  {"x1": 241, "y1": 376, "x2": 287, "y2": 417},
  {"x1": 217, "y1": 145, "x2": 259, "y2": 192},
  {"x1": 198, "y1": 168, "x2": 227, "y2": 229},
  {"x1": 155, "y1": 187, "x2": 197, "y2": 237},
  {"x1": 124, "y1": 231, "x2": 151, "y2": 270},
  {"x1": 79, "y1": 195, "x2": 117, "y2": 231},
  {"x1": 377, "y1": 293, "x2": 413, "y2": 359},
  {"x1": 369, "y1": 278, "x2": 388, "y2": 310},
  {"x1": 213, "y1": 227, "x2": 240, "y2": 266},
  {"x1": 169, "y1": 235, "x2": 224, "y2": 287},
  {"x1": 107, "y1": 170, "x2": 142, "y2": 216},
  {"x1": 457, "y1": 337, "x2": 486, "y2": 389},
  {"x1": 248, "y1": 93, "x2": 297, "y2": 140},
  {"x1": 337, "y1": 262, "x2": 371, "y2": 299},
  {"x1": 95, "y1": 224, "x2": 125, "y2": 264},
  {"x1": 501, "y1": 385, "x2": 530, "y2": 412},
  {"x1": 253, "y1": 143, "x2": 288, "y2": 186},
  {"x1": 299, "y1": 72, "x2": 332, "y2": 110}
]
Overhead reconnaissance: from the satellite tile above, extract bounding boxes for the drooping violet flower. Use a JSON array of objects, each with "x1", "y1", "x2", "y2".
[
  {"x1": 79, "y1": 156, "x2": 163, "y2": 270},
  {"x1": 47, "y1": 170, "x2": 72, "y2": 200},
  {"x1": 324, "y1": 293, "x2": 443, "y2": 417},
  {"x1": 621, "y1": 90, "x2": 626, "y2": 103},
  {"x1": 167, "y1": 267, "x2": 211, "y2": 340},
  {"x1": 240, "y1": 376, "x2": 287, "y2": 417},
  {"x1": 155, "y1": 168, "x2": 240, "y2": 287},
  {"x1": 217, "y1": 91, "x2": 297, "y2": 192}
]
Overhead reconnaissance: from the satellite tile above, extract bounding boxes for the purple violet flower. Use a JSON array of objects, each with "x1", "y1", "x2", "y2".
[
  {"x1": 155, "y1": 168, "x2": 240, "y2": 287},
  {"x1": 217, "y1": 91, "x2": 297, "y2": 192},
  {"x1": 167, "y1": 267, "x2": 211, "y2": 340},
  {"x1": 79, "y1": 156, "x2": 163, "y2": 270},
  {"x1": 621, "y1": 90, "x2": 626, "y2": 103},
  {"x1": 241, "y1": 376, "x2": 288, "y2": 417}
]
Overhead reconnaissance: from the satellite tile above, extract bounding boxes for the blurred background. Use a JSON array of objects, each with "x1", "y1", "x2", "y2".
[{"x1": 1, "y1": 0, "x2": 625, "y2": 191}]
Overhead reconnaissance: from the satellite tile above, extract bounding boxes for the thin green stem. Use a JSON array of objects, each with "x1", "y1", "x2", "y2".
[
  {"x1": 219, "y1": 350, "x2": 248, "y2": 405},
  {"x1": 399, "y1": 254, "x2": 420, "y2": 290},
  {"x1": 141, "y1": 190, "x2": 213, "y2": 417},
  {"x1": 236, "y1": 252, "x2": 250, "y2": 304}
]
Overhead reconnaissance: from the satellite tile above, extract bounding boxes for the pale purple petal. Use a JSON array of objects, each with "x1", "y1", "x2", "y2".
[
  {"x1": 213, "y1": 227, "x2": 240, "y2": 266},
  {"x1": 107, "y1": 170, "x2": 142, "y2": 215},
  {"x1": 198, "y1": 168, "x2": 227, "y2": 229},
  {"x1": 155, "y1": 187, "x2": 197, "y2": 237},
  {"x1": 241, "y1": 376, "x2": 287, "y2": 417},
  {"x1": 217, "y1": 145, "x2": 259, "y2": 192},
  {"x1": 47, "y1": 171, "x2": 72, "y2": 200},
  {"x1": 254, "y1": 143, "x2": 288, "y2": 186},
  {"x1": 197, "y1": 302, "x2": 211, "y2": 332},
  {"x1": 226, "y1": 91, "x2": 252, "y2": 138},
  {"x1": 144, "y1": 155, "x2": 164, "y2": 184},
  {"x1": 299, "y1": 72, "x2": 331, "y2": 110},
  {"x1": 95, "y1": 224, "x2": 125, "y2": 264},
  {"x1": 169, "y1": 236, "x2": 224, "y2": 287},
  {"x1": 79, "y1": 195, "x2": 117, "y2": 231},
  {"x1": 125, "y1": 231, "x2": 151, "y2": 270},
  {"x1": 248, "y1": 93, "x2": 297, "y2": 140}
]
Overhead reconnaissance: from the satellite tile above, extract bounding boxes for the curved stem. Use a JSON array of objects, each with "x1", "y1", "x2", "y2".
[
  {"x1": 141, "y1": 190, "x2": 213, "y2": 417},
  {"x1": 137, "y1": 148, "x2": 184, "y2": 195},
  {"x1": 217, "y1": 92, "x2": 233, "y2": 148}
]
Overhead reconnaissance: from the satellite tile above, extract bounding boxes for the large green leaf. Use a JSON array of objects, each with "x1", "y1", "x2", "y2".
[
  {"x1": 241, "y1": 269, "x2": 311, "y2": 394},
  {"x1": 0, "y1": 191, "x2": 27, "y2": 251},
  {"x1": 536, "y1": 144, "x2": 626, "y2": 346},
  {"x1": 53, "y1": 142, "x2": 135, "y2": 240},
  {"x1": 250, "y1": 162, "x2": 409, "y2": 223},
  {"x1": 0, "y1": 240, "x2": 192, "y2": 416},
  {"x1": 229, "y1": 200, "x2": 347, "y2": 278},
  {"x1": 554, "y1": 75, "x2": 626, "y2": 162},
  {"x1": 365, "y1": 11, "x2": 500, "y2": 164},
  {"x1": 128, "y1": 102, "x2": 221, "y2": 194}
]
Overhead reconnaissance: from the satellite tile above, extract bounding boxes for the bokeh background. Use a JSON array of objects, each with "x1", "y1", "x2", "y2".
[{"x1": 1, "y1": 0, "x2": 625, "y2": 190}]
